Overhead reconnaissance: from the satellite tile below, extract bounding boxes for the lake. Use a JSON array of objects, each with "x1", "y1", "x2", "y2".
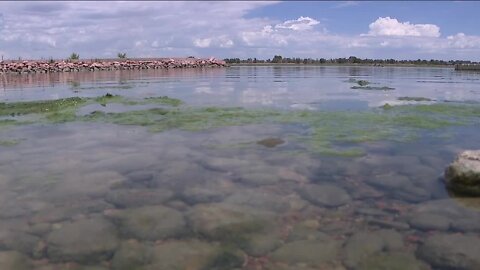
[{"x1": 1, "y1": 66, "x2": 480, "y2": 269}]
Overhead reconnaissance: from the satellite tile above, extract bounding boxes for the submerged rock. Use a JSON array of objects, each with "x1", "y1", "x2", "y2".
[
  {"x1": 46, "y1": 217, "x2": 119, "y2": 263},
  {"x1": 257, "y1": 137, "x2": 285, "y2": 148},
  {"x1": 270, "y1": 236, "x2": 342, "y2": 267},
  {"x1": 298, "y1": 184, "x2": 351, "y2": 207},
  {"x1": 224, "y1": 190, "x2": 292, "y2": 213},
  {"x1": 243, "y1": 230, "x2": 283, "y2": 256},
  {"x1": 43, "y1": 171, "x2": 126, "y2": 202},
  {"x1": 180, "y1": 178, "x2": 234, "y2": 205},
  {"x1": 417, "y1": 233, "x2": 480, "y2": 270},
  {"x1": 0, "y1": 229, "x2": 40, "y2": 257},
  {"x1": 445, "y1": 150, "x2": 480, "y2": 196},
  {"x1": 118, "y1": 170, "x2": 158, "y2": 189},
  {"x1": 237, "y1": 171, "x2": 281, "y2": 186},
  {"x1": 287, "y1": 220, "x2": 327, "y2": 242},
  {"x1": 106, "y1": 205, "x2": 186, "y2": 241},
  {"x1": 405, "y1": 199, "x2": 480, "y2": 232},
  {"x1": 105, "y1": 188, "x2": 173, "y2": 208},
  {"x1": 357, "y1": 251, "x2": 429, "y2": 270},
  {"x1": 187, "y1": 203, "x2": 276, "y2": 244},
  {"x1": 366, "y1": 173, "x2": 430, "y2": 203},
  {"x1": 145, "y1": 239, "x2": 243, "y2": 270},
  {"x1": 0, "y1": 251, "x2": 32, "y2": 270},
  {"x1": 342, "y1": 230, "x2": 404, "y2": 268},
  {"x1": 111, "y1": 240, "x2": 152, "y2": 270}
]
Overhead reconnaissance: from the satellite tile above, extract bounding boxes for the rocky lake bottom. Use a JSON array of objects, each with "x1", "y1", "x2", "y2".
[{"x1": 1, "y1": 66, "x2": 480, "y2": 269}]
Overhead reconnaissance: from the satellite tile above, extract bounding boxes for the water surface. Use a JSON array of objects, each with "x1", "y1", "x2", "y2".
[{"x1": 1, "y1": 66, "x2": 480, "y2": 269}]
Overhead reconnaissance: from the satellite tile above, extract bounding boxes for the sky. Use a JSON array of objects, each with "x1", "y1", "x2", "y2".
[{"x1": 1, "y1": 1, "x2": 480, "y2": 61}]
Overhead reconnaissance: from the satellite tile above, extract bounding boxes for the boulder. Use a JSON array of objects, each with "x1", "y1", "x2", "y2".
[{"x1": 445, "y1": 150, "x2": 480, "y2": 196}]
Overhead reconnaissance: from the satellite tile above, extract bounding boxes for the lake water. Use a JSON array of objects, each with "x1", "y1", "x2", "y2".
[{"x1": 1, "y1": 66, "x2": 480, "y2": 269}]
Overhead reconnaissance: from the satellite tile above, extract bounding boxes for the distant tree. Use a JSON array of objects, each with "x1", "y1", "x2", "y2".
[
  {"x1": 118, "y1": 52, "x2": 127, "y2": 59},
  {"x1": 69, "y1": 53, "x2": 79, "y2": 60},
  {"x1": 272, "y1": 55, "x2": 283, "y2": 63}
]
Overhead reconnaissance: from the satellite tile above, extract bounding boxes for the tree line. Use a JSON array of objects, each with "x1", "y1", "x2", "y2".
[{"x1": 224, "y1": 55, "x2": 479, "y2": 66}]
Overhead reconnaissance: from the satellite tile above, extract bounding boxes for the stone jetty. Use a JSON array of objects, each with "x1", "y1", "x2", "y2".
[{"x1": 0, "y1": 57, "x2": 227, "y2": 74}]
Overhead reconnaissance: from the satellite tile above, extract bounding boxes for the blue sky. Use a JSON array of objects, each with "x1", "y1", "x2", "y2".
[
  {"x1": 247, "y1": 1, "x2": 480, "y2": 37},
  {"x1": 1, "y1": 1, "x2": 479, "y2": 61}
]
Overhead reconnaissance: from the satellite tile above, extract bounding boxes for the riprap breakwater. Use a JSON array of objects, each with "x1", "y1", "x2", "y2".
[{"x1": 0, "y1": 57, "x2": 227, "y2": 74}]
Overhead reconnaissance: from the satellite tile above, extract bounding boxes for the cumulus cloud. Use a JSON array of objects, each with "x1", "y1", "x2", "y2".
[
  {"x1": 333, "y1": 1, "x2": 359, "y2": 9},
  {"x1": 366, "y1": 17, "x2": 440, "y2": 37},
  {"x1": 0, "y1": 2, "x2": 479, "y2": 60},
  {"x1": 447, "y1": 33, "x2": 480, "y2": 49},
  {"x1": 240, "y1": 16, "x2": 325, "y2": 48},
  {"x1": 275, "y1": 16, "x2": 320, "y2": 31},
  {"x1": 0, "y1": 1, "x2": 275, "y2": 59},
  {"x1": 193, "y1": 38, "x2": 212, "y2": 48},
  {"x1": 193, "y1": 36, "x2": 234, "y2": 48}
]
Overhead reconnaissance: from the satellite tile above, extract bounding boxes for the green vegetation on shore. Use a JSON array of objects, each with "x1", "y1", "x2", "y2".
[
  {"x1": 224, "y1": 55, "x2": 478, "y2": 66},
  {"x1": 1, "y1": 94, "x2": 479, "y2": 156}
]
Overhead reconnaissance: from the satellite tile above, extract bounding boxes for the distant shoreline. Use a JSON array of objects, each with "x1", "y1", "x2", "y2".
[{"x1": 228, "y1": 63, "x2": 455, "y2": 68}]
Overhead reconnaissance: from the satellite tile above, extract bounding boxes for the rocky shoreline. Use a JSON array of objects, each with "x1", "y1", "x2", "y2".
[{"x1": 0, "y1": 57, "x2": 227, "y2": 74}]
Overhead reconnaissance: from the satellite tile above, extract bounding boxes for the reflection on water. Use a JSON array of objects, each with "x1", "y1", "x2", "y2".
[
  {"x1": 2, "y1": 66, "x2": 480, "y2": 109},
  {"x1": 1, "y1": 66, "x2": 480, "y2": 269}
]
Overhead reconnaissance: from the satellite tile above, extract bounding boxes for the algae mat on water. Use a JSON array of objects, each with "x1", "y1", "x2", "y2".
[{"x1": 1, "y1": 94, "x2": 479, "y2": 156}]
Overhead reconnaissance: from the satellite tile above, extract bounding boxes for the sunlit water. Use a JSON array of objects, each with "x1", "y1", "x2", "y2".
[{"x1": 1, "y1": 66, "x2": 480, "y2": 269}]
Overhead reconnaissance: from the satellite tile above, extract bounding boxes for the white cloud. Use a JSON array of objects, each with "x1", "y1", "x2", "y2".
[
  {"x1": 193, "y1": 38, "x2": 212, "y2": 48},
  {"x1": 240, "y1": 17, "x2": 324, "y2": 48},
  {"x1": 447, "y1": 33, "x2": 480, "y2": 49},
  {"x1": 193, "y1": 36, "x2": 234, "y2": 48},
  {"x1": 0, "y1": 2, "x2": 479, "y2": 60},
  {"x1": 275, "y1": 16, "x2": 320, "y2": 31},
  {"x1": 366, "y1": 17, "x2": 440, "y2": 37},
  {"x1": 333, "y1": 1, "x2": 359, "y2": 9}
]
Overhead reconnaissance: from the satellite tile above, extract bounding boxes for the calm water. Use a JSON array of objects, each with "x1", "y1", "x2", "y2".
[{"x1": 1, "y1": 66, "x2": 480, "y2": 269}]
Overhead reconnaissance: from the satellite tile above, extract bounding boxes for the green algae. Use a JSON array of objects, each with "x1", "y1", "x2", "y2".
[
  {"x1": 0, "y1": 97, "x2": 87, "y2": 117},
  {"x1": 0, "y1": 94, "x2": 182, "y2": 125},
  {"x1": 0, "y1": 119, "x2": 24, "y2": 130},
  {"x1": 2, "y1": 94, "x2": 480, "y2": 157},
  {"x1": 398, "y1": 96, "x2": 433, "y2": 102},
  {"x1": 351, "y1": 86, "x2": 395, "y2": 91},
  {"x1": 143, "y1": 96, "x2": 183, "y2": 107},
  {"x1": 0, "y1": 139, "x2": 20, "y2": 146},
  {"x1": 79, "y1": 101, "x2": 480, "y2": 156}
]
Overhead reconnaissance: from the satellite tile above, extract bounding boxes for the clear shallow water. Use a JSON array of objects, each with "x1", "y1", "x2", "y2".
[{"x1": 1, "y1": 66, "x2": 480, "y2": 269}]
